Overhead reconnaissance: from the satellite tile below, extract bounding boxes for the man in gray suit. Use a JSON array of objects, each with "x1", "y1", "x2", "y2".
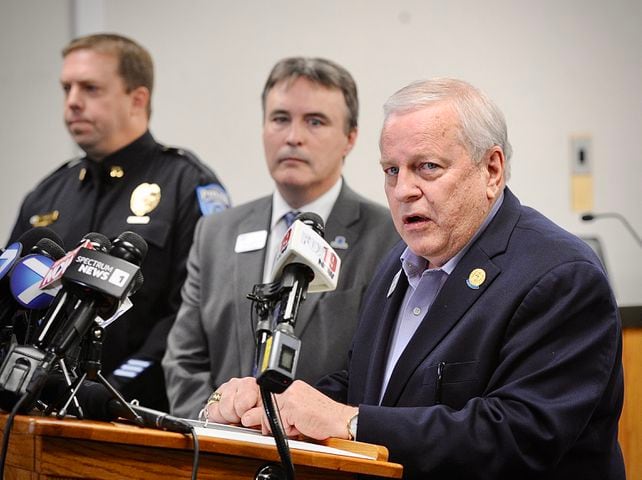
[{"x1": 163, "y1": 57, "x2": 399, "y2": 418}]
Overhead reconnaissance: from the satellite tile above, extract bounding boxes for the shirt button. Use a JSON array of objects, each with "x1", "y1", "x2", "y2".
[{"x1": 412, "y1": 307, "x2": 422, "y2": 316}]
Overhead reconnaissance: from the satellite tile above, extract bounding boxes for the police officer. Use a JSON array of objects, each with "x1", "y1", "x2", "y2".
[{"x1": 8, "y1": 33, "x2": 229, "y2": 410}]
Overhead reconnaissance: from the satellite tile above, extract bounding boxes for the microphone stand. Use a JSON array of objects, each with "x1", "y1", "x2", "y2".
[
  {"x1": 582, "y1": 212, "x2": 642, "y2": 247},
  {"x1": 247, "y1": 281, "x2": 281, "y2": 376},
  {"x1": 247, "y1": 282, "x2": 296, "y2": 480},
  {"x1": 45, "y1": 324, "x2": 143, "y2": 425}
]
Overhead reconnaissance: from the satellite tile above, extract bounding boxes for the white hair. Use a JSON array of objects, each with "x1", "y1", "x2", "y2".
[{"x1": 383, "y1": 78, "x2": 512, "y2": 180}]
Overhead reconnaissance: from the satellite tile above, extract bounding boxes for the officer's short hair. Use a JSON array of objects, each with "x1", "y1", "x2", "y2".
[
  {"x1": 62, "y1": 33, "x2": 154, "y2": 118},
  {"x1": 261, "y1": 57, "x2": 358, "y2": 135}
]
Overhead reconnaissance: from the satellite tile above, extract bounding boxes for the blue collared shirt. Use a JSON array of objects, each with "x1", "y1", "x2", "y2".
[{"x1": 379, "y1": 192, "x2": 504, "y2": 402}]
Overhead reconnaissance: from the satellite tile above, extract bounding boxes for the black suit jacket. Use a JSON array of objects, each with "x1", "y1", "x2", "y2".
[{"x1": 318, "y1": 188, "x2": 624, "y2": 479}]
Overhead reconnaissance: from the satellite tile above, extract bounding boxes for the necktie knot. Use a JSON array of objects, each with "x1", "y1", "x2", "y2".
[{"x1": 283, "y1": 211, "x2": 300, "y2": 228}]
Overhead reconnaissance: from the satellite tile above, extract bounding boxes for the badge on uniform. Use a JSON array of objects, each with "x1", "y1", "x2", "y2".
[
  {"x1": 196, "y1": 184, "x2": 230, "y2": 216},
  {"x1": 29, "y1": 210, "x2": 59, "y2": 228},
  {"x1": 127, "y1": 183, "x2": 161, "y2": 224}
]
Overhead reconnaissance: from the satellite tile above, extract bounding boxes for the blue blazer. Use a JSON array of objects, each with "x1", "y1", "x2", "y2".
[{"x1": 318, "y1": 188, "x2": 624, "y2": 479}]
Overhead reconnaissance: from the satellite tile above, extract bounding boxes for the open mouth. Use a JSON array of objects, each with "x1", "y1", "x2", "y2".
[{"x1": 403, "y1": 214, "x2": 429, "y2": 225}]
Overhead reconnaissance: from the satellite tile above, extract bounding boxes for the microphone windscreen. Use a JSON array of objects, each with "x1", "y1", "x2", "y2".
[
  {"x1": 80, "y1": 232, "x2": 112, "y2": 252},
  {"x1": 40, "y1": 374, "x2": 116, "y2": 421},
  {"x1": 15, "y1": 227, "x2": 65, "y2": 253},
  {"x1": 295, "y1": 212, "x2": 325, "y2": 237},
  {"x1": 111, "y1": 232, "x2": 148, "y2": 265},
  {"x1": 33, "y1": 238, "x2": 66, "y2": 260}
]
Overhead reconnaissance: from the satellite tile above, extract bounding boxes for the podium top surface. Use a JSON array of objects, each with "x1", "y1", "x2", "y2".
[{"x1": 2, "y1": 413, "x2": 403, "y2": 479}]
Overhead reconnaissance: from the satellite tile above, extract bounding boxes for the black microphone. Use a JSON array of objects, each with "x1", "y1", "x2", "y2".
[
  {"x1": 36, "y1": 233, "x2": 113, "y2": 350},
  {"x1": 41, "y1": 375, "x2": 191, "y2": 433},
  {"x1": 581, "y1": 211, "x2": 642, "y2": 246},
  {"x1": 0, "y1": 232, "x2": 147, "y2": 412},
  {"x1": 49, "y1": 231, "x2": 147, "y2": 356}
]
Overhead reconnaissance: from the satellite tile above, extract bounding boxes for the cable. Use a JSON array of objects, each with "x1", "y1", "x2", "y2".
[
  {"x1": 188, "y1": 424, "x2": 200, "y2": 480},
  {"x1": 0, "y1": 390, "x2": 31, "y2": 478},
  {"x1": 261, "y1": 386, "x2": 295, "y2": 480}
]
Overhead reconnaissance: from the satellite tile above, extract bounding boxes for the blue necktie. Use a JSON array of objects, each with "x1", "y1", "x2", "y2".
[{"x1": 283, "y1": 211, "x2": 300, "y2": 227}]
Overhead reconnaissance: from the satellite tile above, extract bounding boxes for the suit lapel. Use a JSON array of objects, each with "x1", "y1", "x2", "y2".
[
  {"x1": 234, "y1": 198, "x2": 272, "y2": 375},
  {"x1": 380, "y1": 188, "x2": 522, "y2": 406},
  {"x1": 362, "y1": 267, "x2": 408, "y2": 404}
]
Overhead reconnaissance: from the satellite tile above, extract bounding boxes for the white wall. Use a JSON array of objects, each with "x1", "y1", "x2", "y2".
[{"x1": 1, "y1": 0, "x2": 640, "y2": 305}]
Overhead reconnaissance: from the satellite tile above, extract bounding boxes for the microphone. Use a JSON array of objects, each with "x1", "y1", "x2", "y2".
[
  {"x1": 9, "y1": 239, "x2": 65, "y2": 310},
  {"x1": 36, "y1": 233, "x2": 112, "y2": 350},
  {"x1": 581, "y1": 212, "x2": 642, "y2": 246},
  {"x1": 0, "y1": 232, "x2": 147, "y2": 412},
  {"x1": 49, "y1": 231, "x2": 147, "y2": 356},
  {"x1": 40, "y1": 375, "x2": 192, "y2": 433},
  {"x1": 257, "y1": 213, "x2": 341, "y2": 393},
  {"x1": 0, "y1": 228, "x2": 64, "y2": 283},
  {"x1": 269, "y1": 212, "x2": 341, "y2": 292},
  {"x1": 40, "y1": 232, "x2": 111, "y2": 290},
  {"x1": 0, "y1": 228, "x2": 65, "y2": 323},
  {"x1": 0, "y1": 232, "x2": 66, "y2": 350}
]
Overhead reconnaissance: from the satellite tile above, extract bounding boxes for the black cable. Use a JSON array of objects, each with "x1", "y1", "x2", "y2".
[
  {"x1": 188, "y1": 424, "x2": 200, "y2": 480},
  {"x1": 0, "y1": 390, "x2": 31, "y2": 478},
  {"x1": 261, "y1": 386, "x2": 295, "y2": 480}
]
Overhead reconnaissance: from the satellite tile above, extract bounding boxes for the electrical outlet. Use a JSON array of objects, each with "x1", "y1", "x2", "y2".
[{"x1": 571, "y1": 136, "x2": 592, "y2": 174}]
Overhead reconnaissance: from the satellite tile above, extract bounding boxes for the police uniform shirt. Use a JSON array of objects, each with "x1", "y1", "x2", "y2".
[{"x1": 9, "y1": 130, "x2": 229, "y2": 409}]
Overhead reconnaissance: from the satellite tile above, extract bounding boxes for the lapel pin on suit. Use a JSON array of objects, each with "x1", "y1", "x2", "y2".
[
  {"x1": 330, "y1": 235, "x2": 349, "y2": 250},
  {"x1": 466, "y1": 268, "x2": 486, "y2": 289}
]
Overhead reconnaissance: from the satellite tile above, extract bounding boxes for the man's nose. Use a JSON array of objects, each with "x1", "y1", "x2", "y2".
[
  {"x1": 285, "y1": 121, "x2": 304, "y2": 146},
  {"x1": 65, "y1": 85, "x2": 82, "y2": 109},
  {"x1": 393, "y1": 169, "x2": 422, "y2": 202}
]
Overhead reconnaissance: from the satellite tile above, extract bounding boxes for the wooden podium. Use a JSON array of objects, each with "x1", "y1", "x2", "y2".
[{"x1": 1, "y1": 414, "x2": 403, "y2": 479}]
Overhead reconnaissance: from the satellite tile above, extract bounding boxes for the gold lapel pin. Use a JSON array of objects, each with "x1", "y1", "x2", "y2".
[{"x1": 466, "y1": 268, "x2": 486, "y2": 290}]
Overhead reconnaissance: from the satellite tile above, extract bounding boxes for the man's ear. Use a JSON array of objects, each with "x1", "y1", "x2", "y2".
[
  {"x1": 130, "y1": 86, "x2": 150, "y2": 116},
  {"x1": 343, "y1": 128, "x2": 358, "y2": 160},
  {"x1": 484, "y1": 146, "x2": 505, "y2": 199}
]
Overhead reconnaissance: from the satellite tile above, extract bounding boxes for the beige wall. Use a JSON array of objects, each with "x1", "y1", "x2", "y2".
[{"x1": 1, "y1": 0, "x2": 640, "y2": 305}]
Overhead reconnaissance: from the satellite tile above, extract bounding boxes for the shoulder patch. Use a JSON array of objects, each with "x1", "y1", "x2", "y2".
[{"x1": 196, "y1": 183, "x2": 231, "y2": 216}]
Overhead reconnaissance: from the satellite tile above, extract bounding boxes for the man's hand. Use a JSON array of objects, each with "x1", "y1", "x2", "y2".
[
  {"x1": 244, "y1": 380, "x2": 358, "y2": 440},
  {"x1": 205, "y1": 377, "x2": 261, "y2": 424}
]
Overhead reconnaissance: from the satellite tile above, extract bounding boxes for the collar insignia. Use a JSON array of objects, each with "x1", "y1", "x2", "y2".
[
  {"x1": 109, "y1": 166, "x2": 124, "y2": 178},
  {"x1": 29, "y1": 210, "x2": 59, "y2": 227}
]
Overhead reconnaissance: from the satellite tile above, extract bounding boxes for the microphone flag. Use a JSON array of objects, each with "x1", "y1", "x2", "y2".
[{"x1": 269, "y1": 219, "x2": 341, "y2": 293}]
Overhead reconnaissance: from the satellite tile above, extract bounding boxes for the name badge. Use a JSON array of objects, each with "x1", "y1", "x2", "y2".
[{"x1": 235, "y1": 230, "x2": 268, "y2": 253}]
